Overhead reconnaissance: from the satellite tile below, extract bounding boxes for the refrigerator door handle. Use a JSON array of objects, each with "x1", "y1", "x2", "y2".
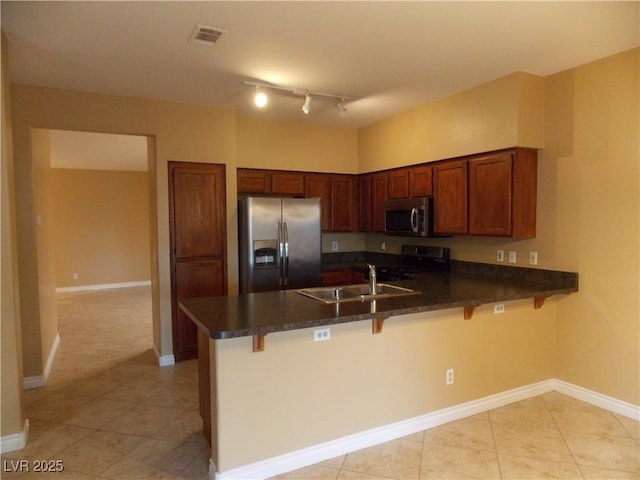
[
  {"x1": 283, "y1": 222, "x2": 290, "y2": 286},
  {"x1": 278, "y1": 222, "x2": 284, "y2": 286}
]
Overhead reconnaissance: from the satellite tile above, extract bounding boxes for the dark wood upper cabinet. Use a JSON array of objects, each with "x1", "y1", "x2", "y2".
[
  {"x1": 271, "y1": 172, "x2": 305, "y2": 196},
  {"x1": 371, "y1": 172, "x2": 389, "y2": 232},
  {"x1": 468, "y1": 153, "x2": 513, "y2": 236},
  {"x1": 331, "y1": 175, "x2": 358, "y2": 232},
  {"x1": 433, "y1": 160, "x2": 468, "y2": 235},
  {"x1": 305, "y1": 173, "x2": 332, "y2": 231},
  {"x1": 237, "y1": 168, "x2": 305, "y2": 196},
  {"x1": 237, "y1": 168, "x2": 271, "y2": 194},
  {"x1": 388, "y1": 169, "x2": 410, "y2": 199},
  {"x1": 238, "y1": 147, "x2": 536, "y2": 238},
  {"x1": 169, "y1": 162, "x2": 227, "y2": 362},
  {"x1": 409, "y1": 165, "x2": 433, "y2": 197},
  {"x1": 469, "y1": 148, "x2": 537, "y2": 238},
  {"x1": 358, "y1": 174, "x2": 372, "y2": 232}
]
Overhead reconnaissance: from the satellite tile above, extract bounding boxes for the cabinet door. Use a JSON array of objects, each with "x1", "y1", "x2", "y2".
[
  {"x1": 237, "y1": 168, "x2": 271, "y2": 194},
  {"x1": 305, "y1": 174, "x2": 332, "y2": 231},
  {"x1": 172, "y1": 164, "x2": 225, "y2": 258},
  {"x1": 332, "y1": 175, "x2": 358, "y2": 232},
  {"x1": 372, "y1": 172, "x2": 389, "y2": 232},
  {"x1": 174, "y1": 259, "x2": 225, "y2": 360},
  {"x1": 409, "y1": 165, "x2": 433, "y2": 197},
  {"x1": 469, "y1": 153, "x2": 513, "y2": 236},
  {"x1": 272, "y1": 172, "x2": 305, "y2": 195},
  {"x1": 358, "y1": 174, "x2": 372, "y2": 232},
  {"x1": 433, "y1": 160, "x2": 468, "y2": 234},
  {"x1": 388, "y1": 169, "x2": 409, "y2": 199},
  {"x1": 169, "y1": 162, "x2": 227, "y2": 362}
]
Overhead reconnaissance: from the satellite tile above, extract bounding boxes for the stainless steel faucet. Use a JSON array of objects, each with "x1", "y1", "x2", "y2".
[{"x1": 367, "y1": 264, "x2": 377, "y2": 295}]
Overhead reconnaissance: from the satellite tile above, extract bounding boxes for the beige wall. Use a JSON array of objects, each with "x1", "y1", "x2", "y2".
[
  {"x1": 51, "y1": 168, "x2": 151, "y2": 287},
  {"x1": 546, "y1": 49, "x2": 639, "y2": 404},
  {"x1": 236, "y1": 114, "x2": 358, "y2": 173},
  {"x1": 358, "y1": 72, "x2": 545, "y2": 173},
  {"x1": 1, "y1": 32, "x2": 25, "y2": 440},
  {"x1": 27, "y1": 129, "x2": 58, "y2": 379}
]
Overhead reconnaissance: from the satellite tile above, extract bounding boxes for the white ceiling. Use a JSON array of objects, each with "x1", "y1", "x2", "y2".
[{"x1": 3, "y1": 1, "x2": 638, "y2": 130}]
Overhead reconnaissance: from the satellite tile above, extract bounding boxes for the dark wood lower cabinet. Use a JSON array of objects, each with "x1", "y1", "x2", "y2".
[{"x1": 173, "y1": 259, "x2": 225, "y2": 360}]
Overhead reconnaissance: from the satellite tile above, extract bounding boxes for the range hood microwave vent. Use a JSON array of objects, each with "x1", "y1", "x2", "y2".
[{"x1": 190, "y1": 24, "x2": 226, "y2": 46}]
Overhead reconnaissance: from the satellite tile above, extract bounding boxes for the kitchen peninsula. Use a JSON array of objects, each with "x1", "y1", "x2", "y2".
[
  {"x1": 180, "y1": 261, "x2": 578, "y2": 479},
  {"x1": 182, "y1": 262, "x2": 577, "y2": 345}
]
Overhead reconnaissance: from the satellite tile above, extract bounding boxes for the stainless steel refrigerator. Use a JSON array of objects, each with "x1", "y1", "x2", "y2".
[{"x1": 238, "y1": 196, "x2": 322, "y2": 293}]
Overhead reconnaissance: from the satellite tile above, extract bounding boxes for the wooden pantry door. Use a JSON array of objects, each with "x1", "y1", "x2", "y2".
[{"x1": 169, "y1": 162, "x2": 227, "y2": 361}]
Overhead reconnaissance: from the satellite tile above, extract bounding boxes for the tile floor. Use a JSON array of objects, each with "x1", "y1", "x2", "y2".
[{"x1": 2, "y1": 286, "x2": 638, "y2": 479}]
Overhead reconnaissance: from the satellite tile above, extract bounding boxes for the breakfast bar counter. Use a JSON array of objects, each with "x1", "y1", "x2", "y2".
[{"x1": 179, "y1": 262, "x2": 578, "y2": 343}]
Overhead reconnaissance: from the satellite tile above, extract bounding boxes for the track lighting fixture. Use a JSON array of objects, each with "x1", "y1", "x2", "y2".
[
  {"x1": 336, "y1": 98, "x2": 348, "y2": 117},
  {"x1": 302, "y1": 92, "x2": 311, "y2": 114},
  {"x1": 242, "y1": 80, "x2": 351, "y2": 117},
  {"x1": 254, "y1": 86, "x2": 268, "y2": 108}
]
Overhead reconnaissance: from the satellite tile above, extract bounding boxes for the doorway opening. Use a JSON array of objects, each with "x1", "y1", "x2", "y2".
[{"x1": 31, "y1": 129, "x2": 161, "y2": 381}]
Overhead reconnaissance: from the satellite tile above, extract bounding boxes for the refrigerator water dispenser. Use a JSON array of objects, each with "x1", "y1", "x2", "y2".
[{"x1": 253, "y1": 239, "x2": 277, "y2": 269}]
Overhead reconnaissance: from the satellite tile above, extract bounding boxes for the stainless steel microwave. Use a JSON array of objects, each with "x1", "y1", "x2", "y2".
[{"x1": 383, "y1": 197, "x2": 434, "y2": 237}]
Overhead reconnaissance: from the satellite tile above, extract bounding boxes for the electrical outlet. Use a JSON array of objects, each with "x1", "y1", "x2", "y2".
[
  {"x1": 313, "y1": 328, "x2": 331, "y2": 342},
  {"x1": 73, "y1": 273, "x2": 79, "y2": 280},
  {"x1": 331, "y1": 241, "x2": 339, "y2": 252},
  {"x1": 529, "y1": 251, "x2": 538, "y2": 265},
  {"x1": 494, "y1": 304, "x2": 505, "y2": 314},
  {"x1": 381, "y1": 241, "x2": 386, "y2": 251},
  {"x1": 508, "y1": 251, "x2": 517, "y2": 264},
  {"x1": 446, "y1": 368, "x2": 454, "y2": 385},
  {"x1": 496, "y1": 250, "x2": 504, "y2": 262}
]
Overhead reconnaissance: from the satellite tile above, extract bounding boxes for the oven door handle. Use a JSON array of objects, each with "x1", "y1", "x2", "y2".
[{"x1": 410, "y1": 208, "x2": 418, "y2": 233}]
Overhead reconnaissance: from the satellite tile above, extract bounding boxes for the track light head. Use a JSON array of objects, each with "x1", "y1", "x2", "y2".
[
  {"x1": 336, "y1": 98, "x2": 348, "y2": 117},
  {"x1": 302, "y1": 93, "x2": 312, "y2": 114},
  {"x1": 254, "y1": 86, "x2": 268, "y2": 108}
]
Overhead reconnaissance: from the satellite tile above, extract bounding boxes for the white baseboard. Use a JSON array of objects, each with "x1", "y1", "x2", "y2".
[
  {"x1": 56, "y1": 280, "x2": 151, "y2": 293},
  {"x1": 152, "y1": 344, "x2": 175, "y2": 367},
  {"x1": 214, "y1": 378, "x2": 639, "y2": 480},
  {"x1": 24, "y1": 334, "x2": 60, "y2": 390},
  {"x1": 0, "y1": 419, "x2": 29, "y2": 454},
  {"x1": 553, "y1": 379, "x2": 640, "y2": 420}
]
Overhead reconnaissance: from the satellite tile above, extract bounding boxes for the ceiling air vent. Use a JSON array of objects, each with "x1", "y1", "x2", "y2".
[{"x1": 190, "y1": 24, "x2": 226, "y2": 46}]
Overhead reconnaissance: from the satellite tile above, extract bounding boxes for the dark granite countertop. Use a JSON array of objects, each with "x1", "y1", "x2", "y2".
[{"x1": 179, "y1": 263, "x2": 578, "y2": 340}]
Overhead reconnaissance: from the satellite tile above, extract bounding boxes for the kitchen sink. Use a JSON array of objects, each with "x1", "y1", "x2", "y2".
[{"x1": 298, "y1": 283, "x2": 419, "y2": 304}]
